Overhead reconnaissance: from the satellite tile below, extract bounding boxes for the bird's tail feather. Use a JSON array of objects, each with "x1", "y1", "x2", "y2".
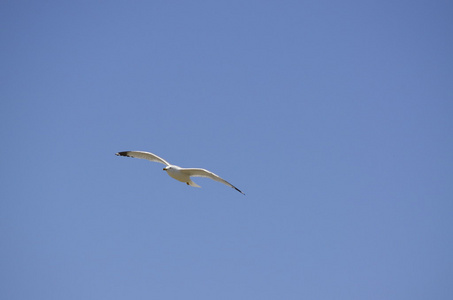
[{"x1": 188, "y1": 180, "x2": 201, "y2": 188}]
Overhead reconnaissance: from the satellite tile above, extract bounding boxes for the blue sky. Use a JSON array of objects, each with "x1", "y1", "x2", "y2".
[{"x1": 1, "y1": 1, "x2": 452, "y2": 299}]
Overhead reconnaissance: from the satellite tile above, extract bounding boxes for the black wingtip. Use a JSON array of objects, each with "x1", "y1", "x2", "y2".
[
  {"x1": 116, "y1": 151, "x2": 130, "y2": 157},
  {"x1": 235, "y1": 187, "x2": 245, "y2": 195}
]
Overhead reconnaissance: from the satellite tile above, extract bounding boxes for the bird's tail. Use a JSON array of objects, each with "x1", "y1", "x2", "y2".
[{"x1": 188, "y1": 180, "x2": 201, "y2": 188}]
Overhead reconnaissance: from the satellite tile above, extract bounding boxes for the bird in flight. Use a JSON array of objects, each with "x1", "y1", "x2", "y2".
[{"x1": 115, "y1": 151, "x2": 245, "y2": 195}]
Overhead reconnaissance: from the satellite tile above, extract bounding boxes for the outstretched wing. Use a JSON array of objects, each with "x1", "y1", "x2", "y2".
[
  {"x1": 115, "y1": 151, "x2": 170, "y2": 166},
  {"x1": 180, "y1": 168, "x2": 245, "y2": 195}
]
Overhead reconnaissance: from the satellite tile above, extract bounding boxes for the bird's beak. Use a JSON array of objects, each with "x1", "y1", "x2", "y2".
[{"x1": 163, "y1": 168, "x2": 166, "y2": 171}]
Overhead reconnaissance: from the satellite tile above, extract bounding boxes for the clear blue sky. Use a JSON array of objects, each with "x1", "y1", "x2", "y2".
[{"x1": 1, "y1": 1, "x2": 452, "y2": 299}]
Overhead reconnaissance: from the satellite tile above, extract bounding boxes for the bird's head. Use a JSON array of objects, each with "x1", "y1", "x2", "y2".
[{"x1": 163, "y1": 166, "x2": 170, "y2": 171}]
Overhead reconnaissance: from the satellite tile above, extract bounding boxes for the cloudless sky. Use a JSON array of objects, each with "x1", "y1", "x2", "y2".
[{"x1": 1, "y1": 1, "x2": 452, "y2": 299}]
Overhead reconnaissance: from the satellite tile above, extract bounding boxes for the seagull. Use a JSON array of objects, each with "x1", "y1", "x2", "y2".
[{"x1": 115, "y1": 151, "x2": 245, "y2": 195}]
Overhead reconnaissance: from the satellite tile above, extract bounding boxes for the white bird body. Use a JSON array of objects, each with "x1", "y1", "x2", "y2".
[
  {"x1": 164, "y1": 165, "x2": 201, "y2": 187},
  {"x1": 115, "y1": 151, "x2": 244, "y2": 194}
]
